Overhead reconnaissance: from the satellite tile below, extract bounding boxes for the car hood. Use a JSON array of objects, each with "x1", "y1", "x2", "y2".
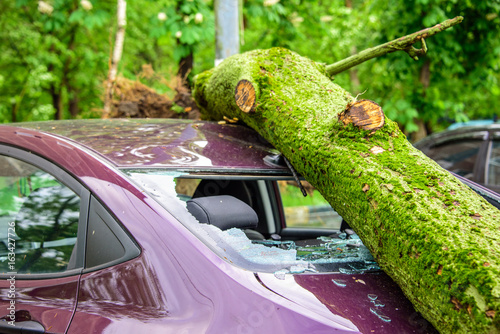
[{"x1": 256, "y1": 271, "x2": 437, "y2": 333}]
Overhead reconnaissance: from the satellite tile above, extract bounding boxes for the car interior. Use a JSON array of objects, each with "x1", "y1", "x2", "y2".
[
  {"x1": 182, "y1": 177, "x2": 342, "y2": 239},
  {"x1": 177, "y1": 176, "x2": 376, "y2": 273}
]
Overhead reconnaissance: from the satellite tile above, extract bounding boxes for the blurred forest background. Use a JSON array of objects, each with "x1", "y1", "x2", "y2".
[{"x1": 1, "y1": 0, "x2": 499, "y2": 141}]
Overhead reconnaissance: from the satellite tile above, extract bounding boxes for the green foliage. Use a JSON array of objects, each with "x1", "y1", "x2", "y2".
[
  {"x1": 171, "y1": 103, "x2": 185, "y2": 114},
  {"x1": 242, "y1": 0, "x2": 378, "y2": 89},
  {"x1": 280, "y1": 184, "x2": 330, "y2": 207},
  {"x1": 150, "y1": 0, "x2": 214, "y2": 62},
  {"x1": 1, "y1": 0, "x2": 499, "y2": 133},
  {"x1": 243, "y1": 0, "x2": 299, "y2": 49},
  {"x1": 241, "y1": 0, "x2": 500, "y2": 136},
  {"x1": 0, "y1": 0, "x2": 113, "y2": 121},
  {"x1": 353, "y1": 0, "x2": 500, "y2": 135}
]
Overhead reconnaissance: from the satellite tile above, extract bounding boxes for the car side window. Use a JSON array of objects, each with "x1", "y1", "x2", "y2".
[
  {"x1": 0, "y1": 155, "x2": 80, "y2": 274},
  {"x1": 487, "y1": 140, "x2": 500, "y2": 186},
  {"x1": 84, "y1": 196, "x2": 141, "y2": 271},
  {"x1": 277, "y1": 181, "x2": 342, "y2": 229},
  {"x1": 424, "y1": 140, "x2": 482, "y2": 180}
]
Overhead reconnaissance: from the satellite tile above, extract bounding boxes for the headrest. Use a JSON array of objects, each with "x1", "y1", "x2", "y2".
[
  {"x1": 192, "y1": 180, "x2": 253, "y2": 207},
  {"x1": 187, "y1": 195, "x2": 258, "y2": 230}
]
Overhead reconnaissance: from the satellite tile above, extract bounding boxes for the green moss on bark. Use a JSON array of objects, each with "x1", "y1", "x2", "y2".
[{"x1": 193, "y1": 47, "x2": 500, "y2": 334}]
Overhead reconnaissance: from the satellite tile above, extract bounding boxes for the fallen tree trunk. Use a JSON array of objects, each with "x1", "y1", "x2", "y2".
[{"x1": 193, "y1": 47, "x2": 500, "y2": 333}]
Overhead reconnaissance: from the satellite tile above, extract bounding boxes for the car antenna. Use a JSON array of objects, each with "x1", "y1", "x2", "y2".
[
  {"x1": 263, "y1": 153, "x2": 307, "y2": 197},
  {"x1": 282, "y1": 156, "x2": 308, "y2": 197}
]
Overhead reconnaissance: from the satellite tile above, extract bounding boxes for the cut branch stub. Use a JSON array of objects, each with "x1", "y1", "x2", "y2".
[
  {"x1": 339, "y1": 99, "x2": 385, "y2": 131},
  {"x1": 235, "y1": 79, "x2": 256, "y2": 113}
]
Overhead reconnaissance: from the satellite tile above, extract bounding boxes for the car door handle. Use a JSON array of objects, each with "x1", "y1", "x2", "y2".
[{"x1": 0, "y1": 320, "x2": 45, "y2": 334}]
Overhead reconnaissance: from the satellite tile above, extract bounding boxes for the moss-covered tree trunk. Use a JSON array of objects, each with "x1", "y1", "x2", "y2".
[{"x1": 193, "y1": 47, "x2": 499, "y2": 333}]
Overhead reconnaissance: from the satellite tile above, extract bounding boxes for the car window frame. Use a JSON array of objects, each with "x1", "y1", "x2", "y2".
[
  {"x1": 0, "y1": 145, "x2": 142, "y2": 279},
  {"x1": 263, "y1": 179, "x2": 340, "y2": 240},
  {"x1": 420, "y1": 134, "x2": 488, "y2": 184},
  {"x1": 474, "y1": 135, "x2": 490, "y2": 184},
  {"x1": 484, "y1": 132, "x2": 500, "y2": 193},
  {"x1": 0, "y1": 144, "x2": 90, "y2": 280},
  {"x1": 82, "y1": 195, "x2": 141, "y2": 274}
]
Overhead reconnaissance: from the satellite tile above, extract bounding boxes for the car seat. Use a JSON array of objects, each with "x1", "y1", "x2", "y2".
[{"x1": 186, "y1": 195, "x2": 265, "y2": 240}]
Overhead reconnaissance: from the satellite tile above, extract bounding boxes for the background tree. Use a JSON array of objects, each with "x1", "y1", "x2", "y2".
[
  {"x1": 149, "y1": 0, "x2": 214, "y2": 86},
  {"x1": 241, "y1": 0, "x2": 500, "y2": 138},
  {"x1": 103, "y1": 0, "x2": 127, "y2": 118},
  {"x1": 0, "y1": 0, "x2": 113, "y2": 121},
  {"x1": 0, "y1": 0, "x2": 499, "y2": 137},
  {"x1": 351, "y1": 0, "x2": 500, "y2": 139}
]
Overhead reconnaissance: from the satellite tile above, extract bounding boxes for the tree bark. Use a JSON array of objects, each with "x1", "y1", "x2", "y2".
[
  {"x1": 345, "y1": 0, "x2": 360, "y2": 92},
  {"x1": 178, "y1": 52, "x2": 193, "y2": 85},
  {"x1": 193, "y1": 47, "x2": 500, "y2": 334},
  {"x1": 69, "y1": 94, "x2": 79, "y2": 118},
  {"x1": 410, "y1": 60, "x2": 432, "y2": 142},
  {"x1": 62, "y1": 25, "x2": 79, "y2": 119},
  {"x1": 50, "y1": 83, "x2": 63, "y2": 120},
  {"x1": 103, "y1": 0, "x2": 127, "y2": 119}
]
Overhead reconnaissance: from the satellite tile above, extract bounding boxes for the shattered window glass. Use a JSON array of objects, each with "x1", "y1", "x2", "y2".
[
  {"x1": 253, "y1": 233, "x2": 379, "y2": 276},
  {"x1": 126, "y1": 171, "x2": 380, "y2": 275}
]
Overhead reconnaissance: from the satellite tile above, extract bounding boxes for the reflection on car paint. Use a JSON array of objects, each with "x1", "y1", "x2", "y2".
[
  {"x1": 293, "y1": 272, "x2": 439, "y2": 333},
  {"x1": 30, "y1": 119, "x2": 280, "y2": 169}
]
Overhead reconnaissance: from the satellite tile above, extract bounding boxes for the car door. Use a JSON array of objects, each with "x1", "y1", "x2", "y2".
[
  {"x1": 0, "y1": 146, "x2": 89, "y2": 333},
  {"x1": 67, "y1": 195, "x2": 143, "y2": 333},
  {"x1": 417, "y1": 133, "x2": 489, "y2": 184},
  {"x1": 274, "y1": 179, "x2": 343, "y2": 240}
]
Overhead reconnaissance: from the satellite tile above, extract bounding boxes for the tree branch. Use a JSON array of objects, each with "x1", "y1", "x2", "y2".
[{"x1": 325, "y1": 16, "x2": 463, "y2": 76}]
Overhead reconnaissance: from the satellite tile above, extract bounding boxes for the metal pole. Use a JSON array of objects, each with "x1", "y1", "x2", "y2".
[{"x1": 214, "y1": 0, "x2": 240, "y2": 66}]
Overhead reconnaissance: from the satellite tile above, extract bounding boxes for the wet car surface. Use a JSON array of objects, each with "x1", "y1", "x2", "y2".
[{"x1": 1, "y1": 118, "x2": 498, "y2": 333}]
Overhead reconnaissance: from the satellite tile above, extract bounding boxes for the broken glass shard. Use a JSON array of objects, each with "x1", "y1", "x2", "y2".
[
  {"x1": 332, "y1": 279, "x2": 347, "y2": 287},
  {"x1": 370, "y1": 308, "x2": 391, "y2": 322},
  {"x1": 274, "y1": 269, "x2": 289, "y2": 280}
]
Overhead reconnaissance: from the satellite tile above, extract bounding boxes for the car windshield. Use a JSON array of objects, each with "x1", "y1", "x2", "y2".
[{"x1": 125, "y1": 170, "x2": 380, "y2": 276}]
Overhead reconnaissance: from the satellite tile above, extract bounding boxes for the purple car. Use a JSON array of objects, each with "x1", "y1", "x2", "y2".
[{"x1": 0, "y1": 119, "x2": 498, "y2": 333}]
